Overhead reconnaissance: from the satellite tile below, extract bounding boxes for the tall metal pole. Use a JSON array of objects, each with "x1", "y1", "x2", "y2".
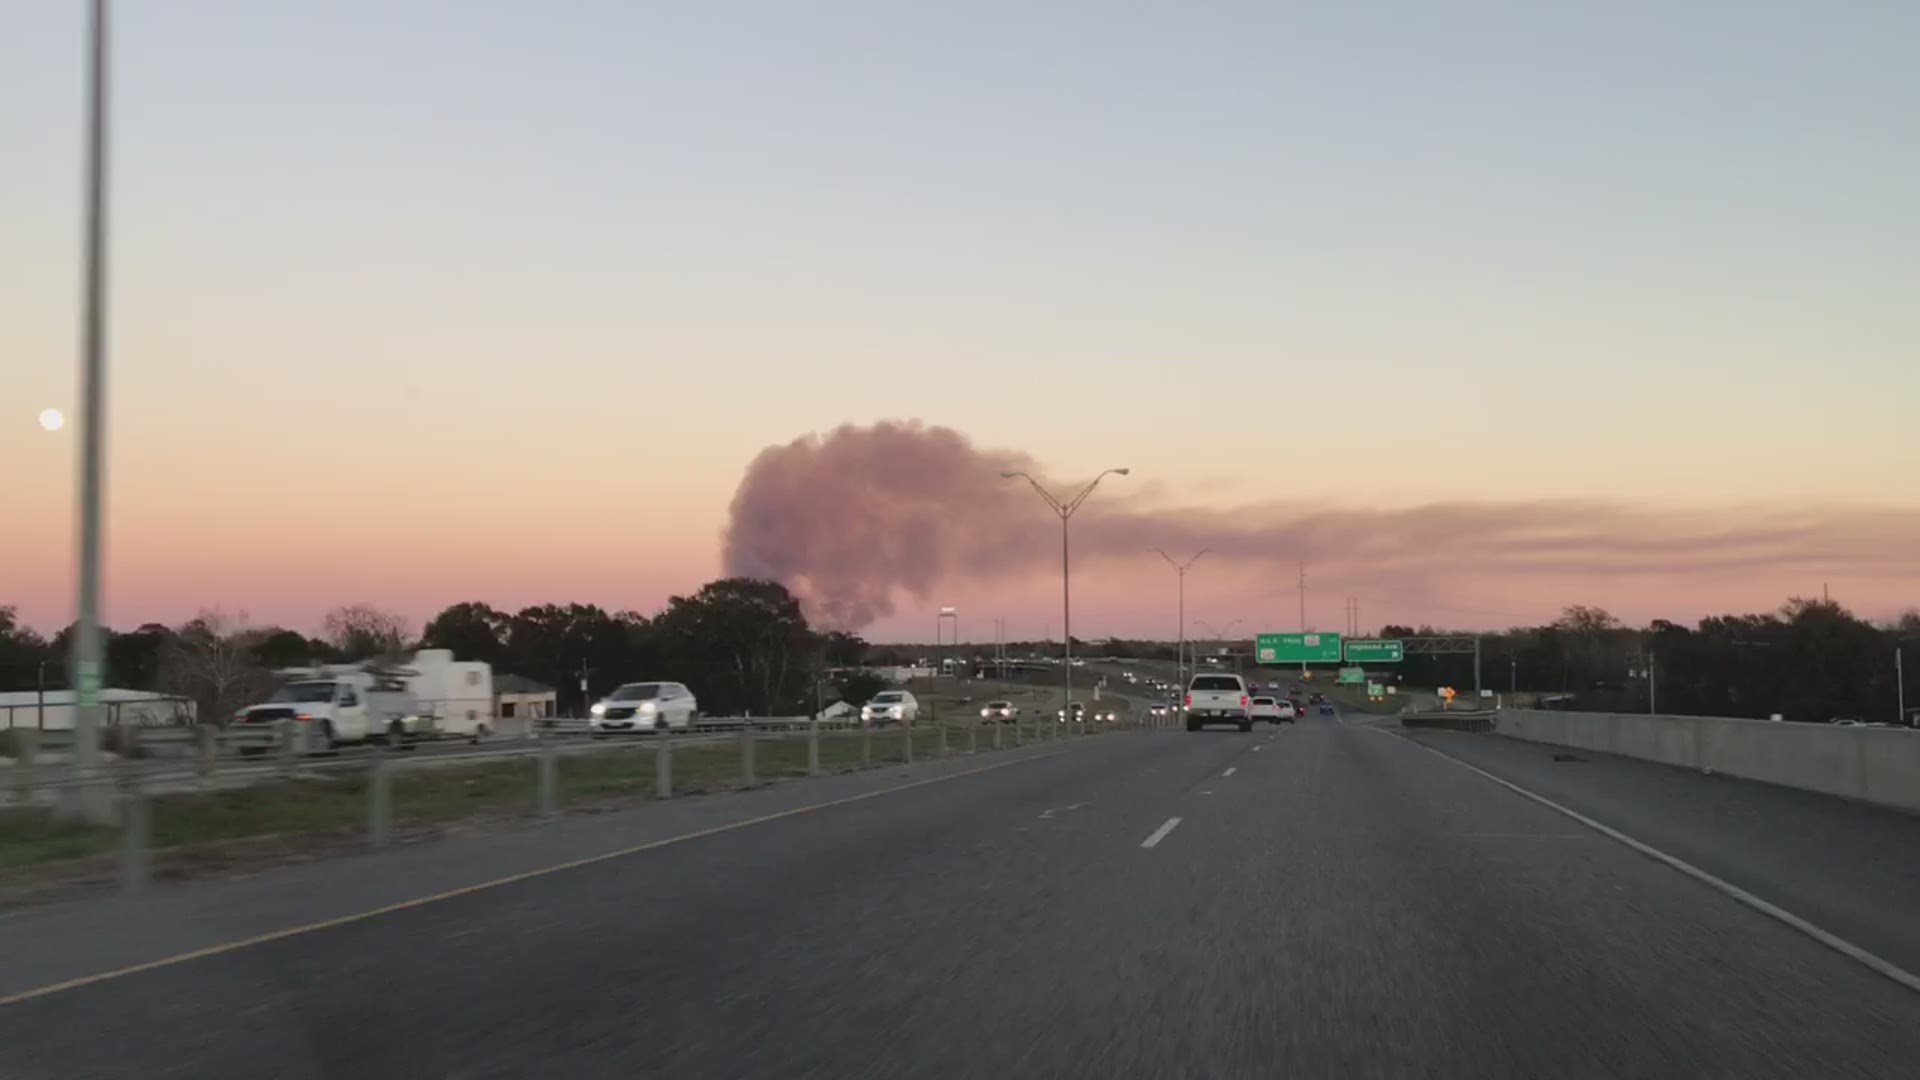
[
  {"x1": 1152, "y1": 550, "x2": 1207, "y2": 693},
  {"x1": 1473, "y1": 635, "x2": 1482, "y2": 696},
  {"x1": 1649, "y1": 652, "x2": 1657, "y2": 714},
  {"x1": 1898, "y1": 647, "x2": 1905, "y2": 727},
  {"x1": 1297, "y1": 562, "x2": 1308, "y2": 677},
  {"x1": 1060, "y1": 516, "x2": 1072, "y2": 721},
  {"x1": 65, "y1": 0, "x2": 113, "y2": 823},
  {"x1": 1004, "y1": 469, "x2": 1129, "y2": 725}
]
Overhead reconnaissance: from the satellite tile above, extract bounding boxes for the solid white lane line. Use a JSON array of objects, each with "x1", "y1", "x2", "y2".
[
  {"x1": 1252, "y1": 745, "x2": 1263, "y2": 752},
  {"x1": 1394, "y1": 731, "x2": 1920, "y2": 997},
  {"x1": 1141, "y1": 817, "x2": 1183, "y2": 849},
  {"x1": 1222, "y1": 767, "x2": 1237, "y2": 777}
]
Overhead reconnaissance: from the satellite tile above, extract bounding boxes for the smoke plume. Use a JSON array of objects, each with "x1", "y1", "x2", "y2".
[{"x1": 723, "y1": 421, "x2": 1920, "y2": 630}]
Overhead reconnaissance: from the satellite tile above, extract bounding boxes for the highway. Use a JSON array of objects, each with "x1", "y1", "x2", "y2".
[{"x1": 3, "y1": 710, "x2": 1919, "y2": 1077}]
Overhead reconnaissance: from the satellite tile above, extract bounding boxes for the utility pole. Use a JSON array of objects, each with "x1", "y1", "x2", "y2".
[
  {"x1": 1474, "y1": 635, "x2": 1483, "y2": 696},
  {"x1": 1898, "y1": 647, "x2": 1906, "y2": 727},
  {"x1": 1649, "y1": 651, "x2": 1657, "y2": 714},
  {"x1": 575, "y1": 659, "x2": 593, "y2": 717},
  {"x1": 1510, "y1": 652, "x2": 1518, "y2": 695},
  {"x1": 63, "y1": 0, "x2": 114, "y2": 824}
]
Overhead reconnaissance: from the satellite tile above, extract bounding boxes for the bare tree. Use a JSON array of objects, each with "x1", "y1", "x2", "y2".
[
  {"x1": 159, "y1": 608, "x2": 277, "y2": 726},
  {"x1": 322, "y1": 603, "x2": 412, "y2": 661}
]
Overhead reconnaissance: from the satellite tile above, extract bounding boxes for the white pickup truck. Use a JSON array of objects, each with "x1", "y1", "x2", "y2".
[{"x1": 1185, "y1": 673, "x2": 1252, "y2": 732}]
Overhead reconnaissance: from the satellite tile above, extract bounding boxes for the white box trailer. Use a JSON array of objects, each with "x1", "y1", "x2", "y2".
[{"x1": 394, "y1": 649, "x2": 495, "y2": 740}]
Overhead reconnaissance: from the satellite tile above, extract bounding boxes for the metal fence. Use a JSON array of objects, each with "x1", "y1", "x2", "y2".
[
  {"x1": 0, "y1": 694, "x2": 195, "y2": 732},
  {"x1": 2, "y1": 708, "x2": 1189, "y2": 897}
]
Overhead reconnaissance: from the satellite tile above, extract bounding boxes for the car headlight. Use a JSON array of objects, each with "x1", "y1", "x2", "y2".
[
  {"x1": 590, "y1": 703, "x2": 606, "y2": 716},
  {"x1": 638, "y1": 701, "x2": 657, "y2": 713}
]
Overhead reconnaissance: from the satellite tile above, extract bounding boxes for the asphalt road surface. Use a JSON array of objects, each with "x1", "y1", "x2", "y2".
[{"x1": 4, "y1": 712, "x2": 1919, "y2": 1077}]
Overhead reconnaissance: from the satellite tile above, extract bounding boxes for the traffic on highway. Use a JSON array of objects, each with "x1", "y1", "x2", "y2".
[{"x1": 6, "y1": 690, "x2": 1920, "y2": 1077}]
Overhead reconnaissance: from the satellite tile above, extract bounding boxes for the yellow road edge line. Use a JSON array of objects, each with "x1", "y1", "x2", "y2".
[{"x1": 0, "y1": 746, "x2": 1073, "y2": 1007}]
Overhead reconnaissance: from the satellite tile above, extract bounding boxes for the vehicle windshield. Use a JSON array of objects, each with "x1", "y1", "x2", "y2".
[
  {"x1": 871, "y1": 692, "x2": 904, "y2": 704},
  {"x1": 609, "y1": 684, "x2": 660, "y2": 701},
  {"x1": 268, "y1": 681, "x2": 335, "y2": 704},
  {"x1": 986, "y1": 701, "x2": 1011, "y2": 708},
  {"x1": 1253, "y1": 697, "x2": 1274, "y2": 705}
]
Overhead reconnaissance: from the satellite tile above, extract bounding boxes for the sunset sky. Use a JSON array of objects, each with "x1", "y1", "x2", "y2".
[{"x1": 5, "y1": 1, "x2": 1917, "y2": 643}]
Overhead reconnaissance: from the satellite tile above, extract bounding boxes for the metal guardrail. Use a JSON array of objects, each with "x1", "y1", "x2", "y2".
[{"x1": 3, "y1": 708, "x2": 1192, "y2": 898}]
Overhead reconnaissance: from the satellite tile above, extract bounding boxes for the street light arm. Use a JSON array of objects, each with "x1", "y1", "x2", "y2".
[
  {"x1": 1000, "y1": 471, "x2": 1066, "y2": 516},
  {"x1": 1151, "y1": 547, "x2": 1209, "y2": 572},
  {"x1": 1062, "y1": 468, "x2": 1129, "y2": 516}
]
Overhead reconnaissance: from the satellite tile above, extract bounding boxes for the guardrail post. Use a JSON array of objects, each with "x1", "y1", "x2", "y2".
[
  {"x1": 196, "y1": 724, "x2": 217, "y2": 788},
  {"x1": 9, "y1": 729, "x2": 38, "y2": 806},
  {"x1": 537, "y1": 740, "x2": 558, "y2": 818},
  {"x1": 807, "y1": 719, "x2": 821, "y2": 776},
  {"x1": 119, "y1": 726, "x2": 149, "y2": 897},
  {"x1": 368, "y1": 759, "x2": 392, "y2": 849},
  {"x1": 993, "y1": 722, "x2": 1002, "y2": 751},
  {"x1": 739, "y1": 726, "x2": 756, "y2": 788},
  {"x1": 274, "y1": 719, "x2": 297, "y2": 780},
  {"x1": 656, "y1": 736, "x2": 672, "y2": 799},
  {"x1": 904, "y1": 723, "x2": 914, "y2": 764},
  {"x1": 861, "y1": 723, "x2": 872, "y2": 766},
  {"x1": 938, "y1": 719, "x2": 948, "y2": 757},
  {"x1": 968, "y1": 723, "x2": 978, "y2": 755}
]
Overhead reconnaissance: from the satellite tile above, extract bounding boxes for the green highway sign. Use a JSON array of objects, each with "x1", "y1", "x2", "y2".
[
  {"x1": 1344, "y1": 639, "x2": 1405, "y2": 663},
  {"x1": 1366, "y1": 682, "x2": 1385, "y2": 697},
  {"x1": 1255, "y1": 632, "x2": 1343, "y2": 664},
  {"x1": 1337, "y1": 666, "x2": 1364, "y2": 685}
]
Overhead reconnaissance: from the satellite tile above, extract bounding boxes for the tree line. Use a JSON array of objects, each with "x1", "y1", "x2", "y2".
[
  {"x1": 1374, "y1": 598, "x2": 1920, "y2": 724},
  {"x1": 7, "y1": 590, "x2": 1914, "y2": 727},
  {"x1": 0, "y1": 578, "x2": 871, "y2": 725}
]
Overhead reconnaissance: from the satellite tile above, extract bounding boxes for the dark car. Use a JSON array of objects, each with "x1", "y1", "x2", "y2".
[{"x1": 1308, "y1": 693, "x2": 1325, "y2": 705}]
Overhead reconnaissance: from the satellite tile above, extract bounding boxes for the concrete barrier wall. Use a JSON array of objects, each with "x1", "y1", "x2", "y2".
[{"x1": 1493, "y1": 709, "x2": 1920, "y2": 814}]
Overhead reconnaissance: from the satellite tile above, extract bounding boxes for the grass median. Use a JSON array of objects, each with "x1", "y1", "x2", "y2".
[{"x1": 0, "y1": 722, "x2": 1094, "y2": 874}]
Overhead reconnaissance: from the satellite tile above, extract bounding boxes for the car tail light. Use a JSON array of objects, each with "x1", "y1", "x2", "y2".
[
  {"x1": 295, "y1": 713, "x2": 314, "y2": 722},
  {"x1": 1239, "y1": 695, "x2": 1248, "y2": 707},
  {"x1": 1183, "y1": 694, "x2": 1192, "y2": 707}
]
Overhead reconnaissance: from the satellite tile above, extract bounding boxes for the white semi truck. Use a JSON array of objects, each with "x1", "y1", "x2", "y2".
[{"x1": 234, "y1": 649, "x2": 495, "y2": 749}]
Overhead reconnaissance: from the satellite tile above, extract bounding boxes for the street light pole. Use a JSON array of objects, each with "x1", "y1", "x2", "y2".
[
  {"x1": 65, "y1": 0, "x2": 113, "y2": 823},
  {"x1": 1003, "y1": 469, "x2": 1129, "y2": 726},
  {"x1": 1150, "y1": 550, "x2": 1208, "y2": 694}
]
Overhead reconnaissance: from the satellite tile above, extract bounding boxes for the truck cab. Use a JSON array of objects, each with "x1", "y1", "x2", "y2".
[{"x1": 235, "y1": 672, "x2": 375, "y2": 749}]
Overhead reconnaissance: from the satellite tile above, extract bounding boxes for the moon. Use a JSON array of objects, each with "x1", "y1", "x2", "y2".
[{"x1": 38, "y1": 408, "x2": 65, "y2": 432}]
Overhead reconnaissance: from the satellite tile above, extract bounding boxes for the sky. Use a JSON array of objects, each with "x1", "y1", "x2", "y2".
[{"x1": 4, "y1": 1, "x2": 1917, "y2": 644}]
